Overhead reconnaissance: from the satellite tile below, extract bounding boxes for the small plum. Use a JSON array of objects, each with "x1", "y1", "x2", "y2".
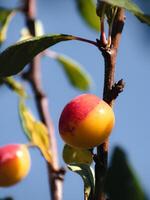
[
  {"x1": 59, "y1": 94, "x2": 115, "y2": 149},
  {"x1": 0, "y1": 144, "x2": 31, "y2": 187}
]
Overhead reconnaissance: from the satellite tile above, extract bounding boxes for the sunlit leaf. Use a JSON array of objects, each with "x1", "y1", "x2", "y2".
[
  {"x1": 0, "y1": 34, "x2": 76, "y2": 77},
  {"x1": 63, "y1": 144, "x2": 93, "y2": 165},
  {"x1": 76, "y1": 0, "x2": 100, "y2": 31},
  {"x1": 34, "y1": 20, "x2": 44, "y2": 36},
  {"x1": 45, "y1": 50, "x2": 92, "y2": 91},
  {"x1": 56, "y1": 54, "x2": 91, "y2": 91},
  {"x1": 19, "y1": 27, "x2": 32, "y2": 41},
  {"x1": 105, "y1": 146, "x2": 148, "y2": 200},
  {"x1": 99, "y1": 0, "x2": 150, "y2": 26},
  {"x1": 3, "y1": 77, "x2": 26, "y2": 97},
  {"x1": 0, "y1": 7, "x2": 15, "y2": 43},
  {"x1": 68, "y1": 164, "x2": 95, "y2": 200},
  {"x1": 19, "y1": 100, "x2": 52, "y2": 163},
  {"x1": 19, "y1": 20, "x2": 44, "y2": 41}
]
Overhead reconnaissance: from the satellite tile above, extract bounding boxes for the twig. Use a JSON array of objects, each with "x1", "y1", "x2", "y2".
[
  {"x1": 22, "y1": 0, "x2": 64, "y2": 200},
  {"x1": 94, "y1": 8, "x2": 125, "y2": 200},
  {"x1": 100, "y1": 17, "x2": 107, "y2": 47},
  {"x1": 108, "y1": 79, "x2": 125, "y2": 101}
]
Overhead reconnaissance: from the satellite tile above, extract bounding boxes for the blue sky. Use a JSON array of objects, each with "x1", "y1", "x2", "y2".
[{"x1": 0, "y1": 0, "x2": 150, "y2": 199}]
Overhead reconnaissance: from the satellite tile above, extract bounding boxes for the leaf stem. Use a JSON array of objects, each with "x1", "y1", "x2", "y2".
[{"x1": 74, "y1": 36, "x2": 98, "y2": 46}]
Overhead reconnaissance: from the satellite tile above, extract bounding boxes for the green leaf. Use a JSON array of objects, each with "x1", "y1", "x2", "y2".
[
  {"x1": 3, "y1": 77, "x2": 27, "y2": 97},
  {"x1": 0, "y1": 34, "x2": 76, "y2": 78},
  {"x1": 0, "y1": 7, "x2": 15, "y2": 43},
  {"x1": 76, "y1": 0, "x2": 100, "y2": 31},
  {"x1": 0, "y1": 78, "x2": 3, "y2": 86},
  {"x1": 100, "y1": 0, "x2": 150, "y2": 26},
  {"x1": 105, "y1": 146, "x2": 148, "y2": 200},
  {"x1": 56, "y1": 54, "x2": 91, "y2": 91},
  {"x1": 19, "y1": 27, "x2": 32, "y2": 41},
  {"x1": 68, "y1": 164, "x2": 95, "y2": 200},
  {"x1": 19, "y1": 20, "x2": 44, "y2": 41},
  {"x1": 19, "y1": 100, "x2": 52, "y2": 163},
  {"x1": 34, "y1": 20, "x2": 44, "y2": 37},
  {"x1": 63, "y1": 144, "x2": 93, "y2": 165}
]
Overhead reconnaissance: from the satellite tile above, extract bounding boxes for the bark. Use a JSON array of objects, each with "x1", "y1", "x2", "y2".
[
  {"x1": 94, "y1": 8, "x2": 126, "y2": 200},
  {"x1": 23, "y1": 1, "x2": 64, "y2": 199}
]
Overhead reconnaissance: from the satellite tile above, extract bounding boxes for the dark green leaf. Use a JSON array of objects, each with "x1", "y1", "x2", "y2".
[
  {"x1": 0, "y1": 78, "x2": 3, "y2": 86},
  {"x1": 0, "y1": 34, "x2": 76, "y2": 77},
  {"x1": 63, "y1": 144, "x2": 93, "y2": 165},
  {"x1": 68, "y1": 164, "x2": 95, "y2": 200},
  {"x1": 100, "y1": 0, "x2": 150, "y2": 26},
  {"x1": 105, "y1": 146, "x2": 148, "y2": 200},
  {"x1": 76, "y1": 0, "x2": 100, "y2": 31},
  {"x1": 0, "y1": 7, "x2": 15, "y2": 43},
  {"x1": 56, "y1": 54, "x2": 91, "y2": 91}
]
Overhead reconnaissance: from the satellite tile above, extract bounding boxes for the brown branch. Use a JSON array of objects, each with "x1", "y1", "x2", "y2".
[
  {"x1": 22, "y1": 1, "x2": 64, "y2": 200},
  {"x1": 109, "y1": 79, "x2": 125, "y2": 101},
  {"x1": 94, "y1": 8, "x2": 125, "y2": 200}
]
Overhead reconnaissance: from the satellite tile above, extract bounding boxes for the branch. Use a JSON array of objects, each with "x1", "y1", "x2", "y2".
[
  {"x1": 22, "y1": 1, "x2": 64, "y2": 200},
  {"x1": 94, "y1": 8, "x2": 126, "y2": 200},
  {"x1": 109, "y1": 79, "x2": 125, "y2": 101}
]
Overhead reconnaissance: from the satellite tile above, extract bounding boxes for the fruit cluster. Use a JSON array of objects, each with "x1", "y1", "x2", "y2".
[{"x1": 0, "y1": 94, "x2": 115, "y2": 187}]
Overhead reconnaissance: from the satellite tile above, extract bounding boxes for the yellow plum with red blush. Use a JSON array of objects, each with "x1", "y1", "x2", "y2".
[
  {"x1": 59, "y1": 94, "x2": 115, "y2": 149},
  {"x1": 0, "y1": 144, "x2": 31, "y2": 187}
]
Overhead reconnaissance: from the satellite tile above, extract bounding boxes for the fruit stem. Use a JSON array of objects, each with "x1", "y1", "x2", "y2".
[
  {"x1": 94, "y1": 8, "x2": 125, "y2": 200},
  {"x1": 22, "y1": 1, "x2": 64, "y2": 200}
]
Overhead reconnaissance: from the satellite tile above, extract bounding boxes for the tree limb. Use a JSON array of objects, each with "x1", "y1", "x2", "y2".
[
  {"x1": 22, "y1": 1, "x2": 64, "y2": 199},
  {"x1": 94, "y1": 8, "x2": 126, "y2": 200}
]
